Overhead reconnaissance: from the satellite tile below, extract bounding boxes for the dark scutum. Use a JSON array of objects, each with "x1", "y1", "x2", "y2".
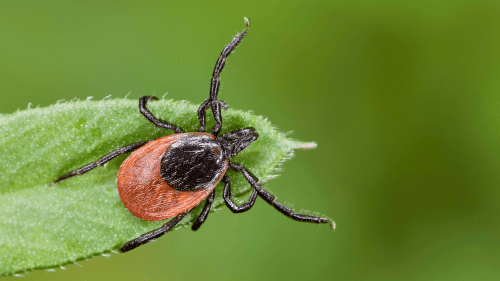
[{"x1": 161, "y1": 135, "x2": 226, "y2": 191}]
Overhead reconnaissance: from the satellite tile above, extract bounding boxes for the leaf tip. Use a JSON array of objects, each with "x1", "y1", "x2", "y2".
[
  {"x1": 330, "y1": 220, "x2": 336, "y2": 231},
  {"x1": 288, "y1": 140, "x2": 318, "y2": 150}
]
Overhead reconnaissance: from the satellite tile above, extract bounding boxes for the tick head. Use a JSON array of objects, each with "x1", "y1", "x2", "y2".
[{"x1": 217, "y1": 127, "x2": 258, "y2": 158}]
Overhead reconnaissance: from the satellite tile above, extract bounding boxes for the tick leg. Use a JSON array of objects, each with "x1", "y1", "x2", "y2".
[
  {"x1": 53, "y1": 141, "x2": 149, "y2": 184},
  {"x1": 191, "y1": 189, "x2": 216, "y2": 231},
  {"x1": 140, "y1": 96, "x2": 184, "y2": 133},
  {"x1": 197, "y1": 99, "x2": 210, "y2": 133},
  {"x1": 222, "y1": 175, "x2": 258, "y2": 213},
  {"x1": 121, "y1": 210, "x2": 190, "y2": 252},
  {"x1": 229, "y1": 162, "x2": 333, "y2": 226},
  {"x1": 198, "y1": 18, "x2": 249, "y2": 137}
]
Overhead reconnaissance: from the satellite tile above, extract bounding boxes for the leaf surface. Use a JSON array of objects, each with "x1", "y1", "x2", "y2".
[{"x1": 0, "y1": 98, "x2": 311, "y2": 276}]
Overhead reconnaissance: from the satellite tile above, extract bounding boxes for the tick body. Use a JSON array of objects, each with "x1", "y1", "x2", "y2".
[
  {"x1": 117, "y1": 133, "x2": 228, "y2": 221},
  {"x1": 54, "y1": 18, "x2": 334, "y2": 253}
]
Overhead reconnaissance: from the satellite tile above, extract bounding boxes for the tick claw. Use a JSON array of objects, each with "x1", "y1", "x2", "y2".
[{"x1": 220, "y1": 100, "x2": 228, "y2": 110}]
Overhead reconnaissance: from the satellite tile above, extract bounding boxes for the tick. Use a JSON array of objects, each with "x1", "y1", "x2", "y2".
[{"x1": 54, "y1": 18, "x2": 334, "y2": 252}]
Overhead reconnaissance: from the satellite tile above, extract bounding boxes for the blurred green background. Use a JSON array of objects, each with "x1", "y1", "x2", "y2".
[{"x1": 1, "y1": 0, "x2": 500, "y2": 280}]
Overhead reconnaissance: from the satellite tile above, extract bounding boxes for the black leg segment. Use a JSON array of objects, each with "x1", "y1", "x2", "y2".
[
  {"x1": 191, "y1": 189, "x2": 216, "y2": 231},
  {"x1": 198, "y1": 18, "x2": 249, "y2": 136},
  {"x1": 228, "y1": 162, "x2": 331, "y2": 225},
  {"x1": 121, "y1": 210, "x2": 190, "y2": 252},
  {"x1": 54, "y1": 141, "x2": 149, "y2": 184},
  {"x1": 222, "y1": 175, "x2": 258, "y2": 213},
  {"x1": 140, "y1": 96, "x2": 184, "y2": 134},
  {"x1": 210, "y1": 18, "x2": 249, "y2": 101},
  {"x1": 197, "y1": 99, "x2": 210, "y2": 133}
]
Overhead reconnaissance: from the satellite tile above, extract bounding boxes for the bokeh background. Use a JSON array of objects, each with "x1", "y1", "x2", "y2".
[{"x1": 1, "y1": 0, "x2": 500, "y2": 280}]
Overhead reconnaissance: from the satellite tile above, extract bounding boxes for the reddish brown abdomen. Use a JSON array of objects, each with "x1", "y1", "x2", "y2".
[{"x1": 117, "y1": 133, "x2": 228, "y2": 221}]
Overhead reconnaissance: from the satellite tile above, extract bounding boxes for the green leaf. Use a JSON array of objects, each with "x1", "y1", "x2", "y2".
[{"x1": 0, "y1": 98, "x2": 315, "y2": 276}]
